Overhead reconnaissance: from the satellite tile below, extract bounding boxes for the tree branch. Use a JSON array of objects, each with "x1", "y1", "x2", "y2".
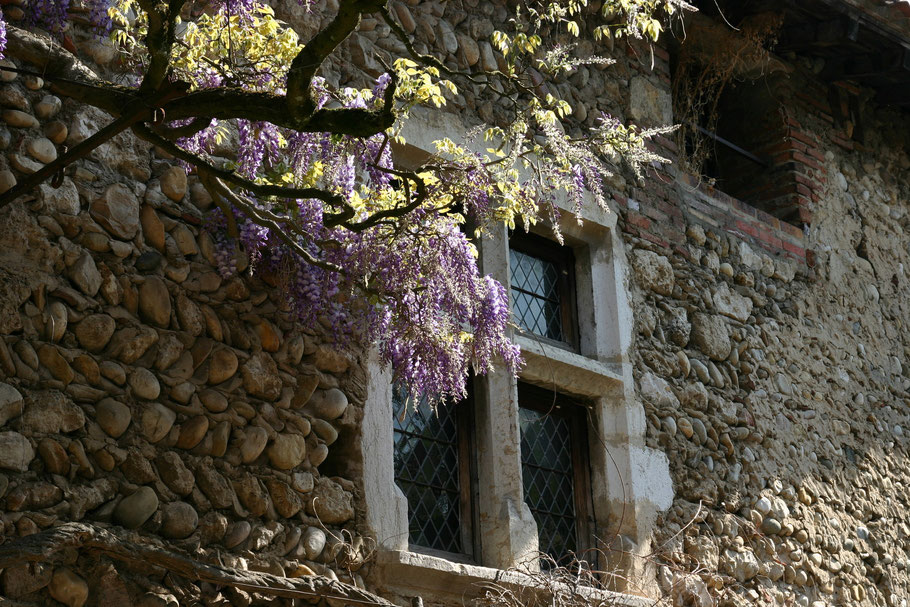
[
  {"x1": 0, "y1": 82, "x2": 189, "y2": 210},
  {"x1": 132, "y1": 123, "x2": 349, "y2": 206},
  {"x1": 137, "y1": 0, "x2": 187, "y2": 94},
  {"x1": 286, "y1": 0, "x2": 388, "y2": 119}
]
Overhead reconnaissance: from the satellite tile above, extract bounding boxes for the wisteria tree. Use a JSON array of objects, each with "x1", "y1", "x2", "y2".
[{"x1": 0, "y1": 0, "x2": 688, "y2": 401}]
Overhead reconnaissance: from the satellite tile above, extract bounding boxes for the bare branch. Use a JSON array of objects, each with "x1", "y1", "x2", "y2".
[{"x1": 0, "y1": 522, "x2": 397, "y2": 606}]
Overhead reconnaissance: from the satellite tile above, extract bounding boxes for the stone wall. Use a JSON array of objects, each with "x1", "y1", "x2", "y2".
[
  {"x1": 0, "y1": 52, "x2": 375, "y2": 605},
  {"x1": 622, "y1": 40, "x2": 910, "y2": 607}
]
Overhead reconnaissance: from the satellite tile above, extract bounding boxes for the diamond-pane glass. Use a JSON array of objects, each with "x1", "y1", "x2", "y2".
[
  {"x1": 520, "y1": 406, "x2": 577, "y2": 564},
  {"x1": 510, "y1": 248, "x2": 565, "y2": 341},
  {"x1": 393, "y1": 390, "x2": 465, "y2": 554}
]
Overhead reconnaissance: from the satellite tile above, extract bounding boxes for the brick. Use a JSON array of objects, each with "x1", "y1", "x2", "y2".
[
  {"x1": 780, "y1": 222, "x2": 805, "y2": 240},
  {"x1": 755, "y1": 209, "x2": 781, "y2": 231},
  {"x1": 735, "y1": 220, "x2": 759, "y2": 238},
  {"x1": 757, "y1": 228, "x2": 783, "y2": 250},
  {"x1": 627, "y1": 211, "x2": 651, "y2": 230},
  {"x1": 638, "y1": 229, "x2": 671, "y2": 249},
  {"x1": 792, "y1": 151, "x2": 823, "y2": 172},
  {"x1": 783, "y1": 240, "x2": 806, "y2": 259}
]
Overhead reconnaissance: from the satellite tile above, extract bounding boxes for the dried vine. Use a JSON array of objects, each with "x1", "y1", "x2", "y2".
[{"x1": 672, "y1": 12, "x2": 783, "y2": 178}]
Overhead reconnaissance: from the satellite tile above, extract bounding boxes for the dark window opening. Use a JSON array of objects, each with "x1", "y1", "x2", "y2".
[
  {"x1": 518, "y1": 382, "x2": 594, "y2": 567},
  {"x1": 392, "y1": 385, "x2": 477, "y2": 558},
  {"x1": 509, "y1": 231, "x2": 579, "y2": 350}
]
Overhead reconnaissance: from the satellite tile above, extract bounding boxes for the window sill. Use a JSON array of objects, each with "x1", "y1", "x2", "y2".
[
  {"x1": 514, "y1": 334, "x2": 624, "y2": 399},
  {"x1": 371, "y1": 550, "x2": 653, "y2": 607}
]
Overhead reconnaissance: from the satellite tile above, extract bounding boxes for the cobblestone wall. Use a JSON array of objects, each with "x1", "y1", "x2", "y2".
[
  {"x1": 0, "y1": 52, "x2": 375, "y2": 605},
  {"x1": 0, "y1": 1, "x2": 908, "y2": 606}
]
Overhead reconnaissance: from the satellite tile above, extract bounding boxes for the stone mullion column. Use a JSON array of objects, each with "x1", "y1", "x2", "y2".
[{"x1": 475, "y1": 224, "x2": 538, "y2": 570}]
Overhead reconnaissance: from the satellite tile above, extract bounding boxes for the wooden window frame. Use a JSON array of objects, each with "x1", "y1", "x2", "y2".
[
  {"x1": 508, "y1": 231, "x2": 580, "y2": 352},
  {"x1": 392, "y1": 380, "x2": 480, "y2": 563},
  {"x1": 517, "y1": 381, "x2": 595, "y2": 566}
]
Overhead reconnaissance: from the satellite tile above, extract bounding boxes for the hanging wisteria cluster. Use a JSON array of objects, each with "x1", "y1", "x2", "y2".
[{"x1": 4, "y1": 0, "x2": 683, "y2": 401}]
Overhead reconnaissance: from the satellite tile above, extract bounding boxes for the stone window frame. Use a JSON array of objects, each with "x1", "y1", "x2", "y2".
[{"x1": 360, "y1": 110, "x2": 673, "y2": 602}]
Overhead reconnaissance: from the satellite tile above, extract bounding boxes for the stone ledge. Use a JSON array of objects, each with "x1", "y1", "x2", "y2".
[
  {"x1": 515, "y1": 334, "x2": 625, "y2": 399},
  {"x1": 372, "y1": 550, "x2": 653, "y2": 607}
]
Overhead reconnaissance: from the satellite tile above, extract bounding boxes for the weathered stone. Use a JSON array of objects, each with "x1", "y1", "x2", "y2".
[
  {"x1": 234, "y1": 473, "x2": 270, "y2": 516},
  {"x1": 241, "y1": 352, "x2": 282, "y2": 400},
  {"x1": 313, "y1": 346, "x2": 350, "y2": 373},
  {"x1": 140, "y1": 205, "x2": 165, "y2": 252},
  {"x1": 27, "y1": 137, "x2": 56, "y2": 163},
  {"x1": 256, "y1": 320, "x2": 281, "y2": 352},
  {"x1": 37, "y1": 343, "x2": 74, "y2": 384},
  {"x1": 154, "y1": 332, "x2": 184, "y2": 370},
  {"x1": 240, "y1": 426, "x2": 269, "y2": 463},
  {"x1": 211, "y1": 420, "x2": 230, "y2": 457},
  {"x1": 114, "y1": 486, "x2": 159, "y2": 529},
  {"x1": 99, "y1": 360, "x2": 126, "y2": 385},
  {"x1": 35, "y1": 95, "x2": 62, "y2": 119},
  {"x1": 37, "y1": 438, "x2": 69, "y2": 474},
  {"x1": 21, "y1": 390, "x2": 84, "y2": 433},
  {"x1": 141, "y1": 403, "x2": 176, "y2": 443},
  {"x1": 722, "y1": 549, "x2": 760, "y2": 582},
  {"x1": 267, "y1": 433, "x2": 307, "y2": 470},
  {"x1": 310, "y1": 418, "x2": 338, "y2": 445},
  {"x1": 691, "y1": 313, "x2": 731, "y2": 361},
  {"x1": 639, "y1": 372, "x2": 679, "y2": 408},
  {"x1": 176, "y1": 415, "x2": 209, "y2": 449},
  {"x1": 75, "y1": 314, "x2": 116, "y2": 353},
  {"x1": 49, "y1": 568, "x2": 89, "y2": 607},
  {"x1": 91, "y1": 183, "x2": 141, "y2": 240},
  {"x1": 122, "y1": 451, "x2": 158, "y2": 484},
  {"x1": 293, "y1": 374, "x2": 320, "y2": 408},
  {"x1": 161, "y1": 501, "x2": 198, "y2": 539},
  {"x1": 129, "y1": 367, "x2": 160, "y2": 400},
  {"x1": 304, "y1": 477, "x2": 354, "y2": 524},
  {"x1": 306, "y1": 388, "x2": 348, "y2": 420},
  {"x1": 172, "y1": 224, "x2": 198, "y2": 256},
  {"x1": 139, "y1": 277, "x2": 171, "y2": 328},
  {"x1": 665, "y1": 307, "x2": 691, "y2": 347},
  {"x1": 302, "y1": 526, "x2": 326, "y2": 560},
  {"x1": 95, "y1": 398, "x2": 132, "y2": 438},
  {"x1": 631, "y1": 249, "x2": 674, "y2": 296},
  {"x1": 160, "y1": 166, "x2": 188, "y2": 201},
  {"x1": 0, "y1": 431, "x2": 33, "y2": 471},
  {"x1": 68, "y1": 252, "x2": 102, "y2": 297},
  {"x1": 0, "y1": 382, "x2": 23, "y2": 426},
  {"x1": 3, "y1": 109, "x2": 38, "y2": 128},
  {"x1": 38, "y1": 177, "x2": 80, "y2": 215},
  {"x1": 292, "y1": 472, "x2": 314, "y2": 493},
  {"x1": 200, "y1": 389, "x2": 228, "y2": 413},
  {"x1": 0, "y1": 169, "x2": 15, "y2": 193},
  {"x1": 196, "y1": 462, "x2": 234, "y2": 509},
  {"x1": 1, "y1": 562, "x2": 52, "y2": 598},
  {"x1": 208, "y1": 348, "x2": 238, "y2": 385},
  {"x1": 309, "y1": 442, "x2": 329, "y2": 468},
  {"x1": 47, "y1": 300, "x2": 68, "y2": 342},
  {"x1": 266, "y1": 478, "x2": 302, "y2": 518},
  {"x1": 224, "y1": 520, "x2": 251, "y2": 548},
  {"x1": 176, "y1": 294, "x2": 204, "y2": 336},
  {"x1": 156, "y1": 452, "x2": 194, "y2": 496},
  {"x1": 713, "y1": 283, "x2": 752, "y2": 323}
]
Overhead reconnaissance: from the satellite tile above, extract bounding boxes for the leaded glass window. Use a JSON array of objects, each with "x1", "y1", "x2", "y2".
[
  {"x1": 509, "y1": 232, "x2": 577, "y2": 348},
  {"x1": 518, "y1": 383, "x2": 591, "y2": 566},
  {"x1": 392, "y1": 389, "x2": 475, "y2": 556}
]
